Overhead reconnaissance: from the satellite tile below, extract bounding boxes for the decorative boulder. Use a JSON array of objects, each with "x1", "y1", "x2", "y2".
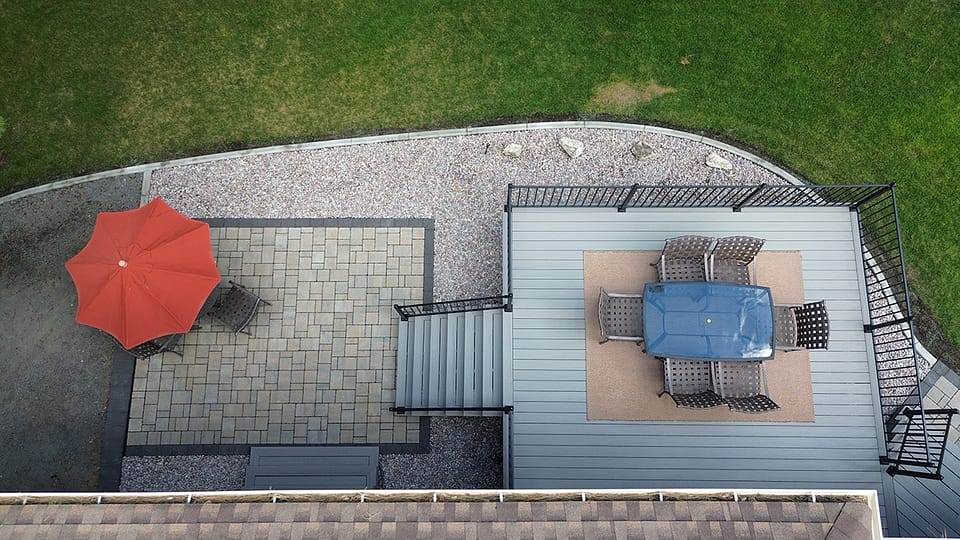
[
  {"x1": 705, "y1": 152, "x2": 733, "y2": 170},
  {"x1": 502, "y1": 143, "x2": 523, "y2": 158},
  {"x1": 631, "y1": 141, "x2": 657, "y2": 161},
  {"x1": 559, "y1": 137, "x2": 585, "y2": 159}
]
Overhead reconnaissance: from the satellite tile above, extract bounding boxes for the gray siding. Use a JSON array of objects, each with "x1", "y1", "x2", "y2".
[{"x1": 507, "y1": 207, "x2": 886, "y2": 507}]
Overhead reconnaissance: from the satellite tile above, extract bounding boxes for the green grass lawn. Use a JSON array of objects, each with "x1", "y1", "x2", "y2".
[{"x1": 1, "y1": 1, "x2": 958, "y2": 345}]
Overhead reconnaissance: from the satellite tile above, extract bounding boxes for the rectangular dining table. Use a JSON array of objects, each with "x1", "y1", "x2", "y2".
[{"x1": 642, "y1": 282, "x2": 775, "y2": 361}]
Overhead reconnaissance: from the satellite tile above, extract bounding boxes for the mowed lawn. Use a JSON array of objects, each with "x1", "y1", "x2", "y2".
[{"x1": 1, "y1": 1, "x2": 958, "y2": 344}]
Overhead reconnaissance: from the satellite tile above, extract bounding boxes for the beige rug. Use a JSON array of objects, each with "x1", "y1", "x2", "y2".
[{"x1": 584, "y1": 251, "x2": 815, "y2": 422}]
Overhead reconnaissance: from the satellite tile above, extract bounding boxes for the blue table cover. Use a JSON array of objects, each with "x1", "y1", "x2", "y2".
[{"x1": 643, "y1": 282, "x2": 775, "y2": 361}]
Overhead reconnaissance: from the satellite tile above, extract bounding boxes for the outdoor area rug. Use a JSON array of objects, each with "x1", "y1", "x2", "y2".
[{"x1": 583, "y1": 250, "x2": 815, "y2": 423}]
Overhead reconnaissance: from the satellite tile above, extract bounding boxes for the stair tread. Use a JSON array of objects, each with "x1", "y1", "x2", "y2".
[{"x1": 395, "y1": 309, "x2": 504, "y2": 416}]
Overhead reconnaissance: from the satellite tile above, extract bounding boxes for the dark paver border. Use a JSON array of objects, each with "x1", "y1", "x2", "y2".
[
  {"x1": 99, "y1": 218, "x2": 436, "y2": 490},
  {"x1": 98, "y1": 349, "x2": 136, "y2": 491},
  {"x1": 124, "y1": 416, "x2": 430, "y2": 457}
]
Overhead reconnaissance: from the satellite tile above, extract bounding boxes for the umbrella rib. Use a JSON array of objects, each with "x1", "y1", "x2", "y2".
[
  {"x1": 140, "y1": 221, "x2": 209, "y2": 254},
  {"x1": 148, "y1": 266, "x2": 221, "y2": 280}
]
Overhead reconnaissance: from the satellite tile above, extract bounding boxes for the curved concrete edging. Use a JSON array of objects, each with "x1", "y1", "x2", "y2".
[{"x1": 0, "y1": 121, "x2": 806, "y2": 206}]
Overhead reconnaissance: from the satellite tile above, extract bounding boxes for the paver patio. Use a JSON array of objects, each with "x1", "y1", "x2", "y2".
[{"x1": 126, "y1": 221, "x2": 430, "y2": 447}]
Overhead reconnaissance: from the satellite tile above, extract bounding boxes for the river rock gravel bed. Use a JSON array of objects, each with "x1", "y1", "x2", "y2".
[
  {"x1": 120, "y1": 417, "x2": 500, "y2": 491},
  {"x1": 120, "y1": 455, "x2": 248, "y2": 492},
  {"x1": 151, "y1": 128, "x2": 784, "y2": 301}
]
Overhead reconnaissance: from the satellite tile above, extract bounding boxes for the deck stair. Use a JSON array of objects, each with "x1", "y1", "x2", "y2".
[{"x1": 393, "y1": 297, "x2": 509, "y2": 416}]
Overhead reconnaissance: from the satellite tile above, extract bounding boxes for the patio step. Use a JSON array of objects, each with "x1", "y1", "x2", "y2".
[
  {"x1": 395, "y1": 309, "x2": 503, "y2": 416},
  {"x1": 243, "y1": 446, "x2": 379, "y2": 490}
]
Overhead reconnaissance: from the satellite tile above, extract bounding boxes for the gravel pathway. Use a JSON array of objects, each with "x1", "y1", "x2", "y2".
[{"x1": 151, "y1": 128, "x2": 785, "y2": 301}]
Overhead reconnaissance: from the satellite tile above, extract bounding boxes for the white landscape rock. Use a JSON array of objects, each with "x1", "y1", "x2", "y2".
[
  {"x1": 558, "y1": 136, "x2": 585, "y2": 159},
  {"x1": 502, "y1": 143, "x2": 523, "y2": 158},
  {"x1": 705, "y1": 152, "x2": 733, "y2": 170},
  {"x1": 630, "y1": 141, "x2": 657, "y2": 161}
]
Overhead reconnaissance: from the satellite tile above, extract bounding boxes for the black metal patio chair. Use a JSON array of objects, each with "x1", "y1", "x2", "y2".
[
  {"x1": 118, "y1": 333, "x2": 183, "y2": 359},
  {"x1": 598, "y1": 287, "x2": 644, "y2": 345},
  {"x1": 773, "y1": 300, "x2": 830, "y2": 351},
  {"x1": 708, "y1": 236, "x2": 765, "y2": 284},
  {"x1": 712, "y1": 360, "x2": 780, "y2": 414},
  {"x1": 207, "y1": 280, "x2": 271, "y2": 335},
  {"x1": 660, "y1": 358, "x2": 724, "y2": 409},
  {"x1": 651, "y1": 235, "x2": 714, "y2": 282}
]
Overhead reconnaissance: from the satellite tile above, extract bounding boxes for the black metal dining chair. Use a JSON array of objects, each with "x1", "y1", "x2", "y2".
[
  {"x1": 773, "y1": 301, "x2": 830, "y2": 351},
  {"x1": 712, "y1": 361, "x2": 780, "y2": 414},
  {"x1": 660, "y1": 358, "x2": 724, "y2": 409},
  {"x1": 709, "y1": 236, "x2": 765, "y2": 284},
  {"x1": 598, "y1": 287, "x2": 644, "y2": 345},
  {"x1": 650, "y1": 235, "x2": 714, "y2": 282},
  {"x1": 207, "y1": 280, "x2": 271, "y2": 335},
  {"x1": 117, "y1": 334, "x2": 183, "y2": 359}
]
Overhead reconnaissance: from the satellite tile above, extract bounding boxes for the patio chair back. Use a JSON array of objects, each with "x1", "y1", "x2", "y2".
[
  {"x1": 652, "y1": 235, "x2": 714, "y2": 282},
  {"x1": 709, "y1": 236, "x2": 765, "y2": 284},
  {"x1": 598, "y1": 287, "x2": 644, "y2": 344},
  {"x1": 794, "y1": 300, "x2": 830, "y2": 349}
]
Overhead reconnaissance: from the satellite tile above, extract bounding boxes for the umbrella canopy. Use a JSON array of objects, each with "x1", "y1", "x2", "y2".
[{"x1": 65, "y1": 197, "x2": 221, "y2": 348}]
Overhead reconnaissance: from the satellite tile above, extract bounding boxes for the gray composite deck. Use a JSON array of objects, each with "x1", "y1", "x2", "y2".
[
  {"x1": 506, "y1": 207, "x2": 892, "y2": 519},
  {"x1": 894, "y1": 435, "x2": 960, "y2": 537}
]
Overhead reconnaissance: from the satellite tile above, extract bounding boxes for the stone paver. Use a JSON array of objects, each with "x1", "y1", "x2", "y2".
[
  {"x1": 126, "y1": 226, "x2": 425, "y2": 446},
  {"x1": 921, "y1": 361, "x2": 960, "y2": 445}
]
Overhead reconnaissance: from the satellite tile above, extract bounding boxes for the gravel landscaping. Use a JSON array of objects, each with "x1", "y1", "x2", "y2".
[
  {"x1": 151, "y1": 128, "x2": 784, "y2": 301},
  {"x1": 119, "y1": 417, "x2": 501, "y2": 492},
  {"x1": 120, "y1": 455, "x2": 249, "y2": 492}
]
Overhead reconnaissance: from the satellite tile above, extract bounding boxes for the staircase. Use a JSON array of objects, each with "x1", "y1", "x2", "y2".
[{"x1": 394, "y1": 298, "x2": 508, "y2": 416}]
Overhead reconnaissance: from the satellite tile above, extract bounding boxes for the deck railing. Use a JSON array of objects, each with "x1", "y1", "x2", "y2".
[
  {"x1": 394, "y1": 295, "x2": 512, "y2": 321},
  {"x1": 506, "y1": 182, "x2": 944, "y2": 477}
]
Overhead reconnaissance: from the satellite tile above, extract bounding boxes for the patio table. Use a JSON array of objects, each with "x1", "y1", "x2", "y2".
[{"x1": 643, "y1": 282, "x2": 775, "y2": 361}]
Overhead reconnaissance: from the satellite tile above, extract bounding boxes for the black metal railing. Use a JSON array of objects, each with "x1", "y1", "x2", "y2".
[
  {"x1": 394, "y1": 295, "x2": 512, "y2": 321},
  {"x1": 390, "y1": 405, "x2": 514, "y2": 415},
  {"x1": 854, "y1": 185, "x2": 933, "y2": 470},
  {"x1": 882, "y1": 408, "x2": 958, "y2": 480},
  {"x1": 507, "y1": 183, "x2": 891, "y2": 211},
  {"x1": 505, "y1": 182, "x2": 948, "y2": 475}
]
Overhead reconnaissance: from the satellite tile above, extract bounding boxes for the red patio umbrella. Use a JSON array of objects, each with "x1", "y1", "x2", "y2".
[{"x1": 65, "y1": 197, "x2": 222, "y2": 349}]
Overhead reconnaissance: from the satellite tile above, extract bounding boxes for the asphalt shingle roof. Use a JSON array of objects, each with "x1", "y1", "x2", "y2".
[{"x1": 0, "y1": 498, "x2": 876, "y2": 539}]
